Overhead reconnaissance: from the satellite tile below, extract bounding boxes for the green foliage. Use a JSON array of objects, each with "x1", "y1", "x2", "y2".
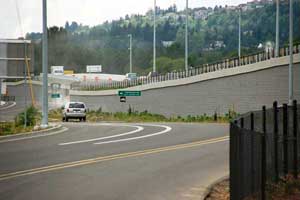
[
  {"x1": 0, "y1": 122, "x2": 15, "y2": 135},
  {"x1": 0, "y1": 107, "x2": 41, "y2": 135},
  {"x1": 15, "y1": 106, "x2": 39, "y2": 127},
  {"x1": 27, "y1": 1, "x2": 300, "y2": 75},
  {"x1": 48, "y1": 108, "x2": 232, "y2": 123}
]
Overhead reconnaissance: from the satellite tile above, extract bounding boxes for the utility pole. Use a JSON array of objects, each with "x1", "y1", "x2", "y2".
[
  {"x1": 153, "y1": 0, "x2": 156, "y2": 73},
  {"x1": 275, "y1": 0, "x2": 280, "y2": 57},
  {"x1": 128, "y1": 34, "x2": 132, "y2": 73},
  {"x1": 23, "y1": 41, "x2": 27, "y2": 128},
  {"x1": 42, "y1": 0, "x2": 48, "y2": 127},
  {"x1": 185, "y1": 0, "x2": 189, "y2": 71},
  {"x1": 238, "y1": 7, "x2": 241, "y2": 61},
  {"x1": 289, "y1": 0, "x2": 294, "y2": 104}
]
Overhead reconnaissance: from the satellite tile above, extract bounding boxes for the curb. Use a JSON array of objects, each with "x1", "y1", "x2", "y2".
[
  {"x1": 201, "y1": 175, "x2": 229, "y2": 200},
  {"x1": 0, "y1": 124, "x2": 63, "y2": 139}
]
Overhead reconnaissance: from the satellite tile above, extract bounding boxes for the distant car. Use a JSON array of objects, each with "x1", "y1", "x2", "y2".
[{"x1": 62, "y1": 102, "x2": 87, "y2": 122}]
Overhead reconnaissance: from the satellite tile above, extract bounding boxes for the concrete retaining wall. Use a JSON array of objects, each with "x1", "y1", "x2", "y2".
[
  {"x1": 71, "y1": 55, "x2": 300, "y2": 117},
  {"x1": 5, "y1": 54, "x2": 300, "y2": 117}
]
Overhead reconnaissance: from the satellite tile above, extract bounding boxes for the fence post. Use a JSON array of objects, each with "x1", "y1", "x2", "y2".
[
  {"x1": 273, "y1": 101, "x2": 279, "y2": 182},
  {"x1": 239, "y1": 117, "x2": 245, "y2": 199},
  {"x1": 241, "y1": 117, "x2": 244, "y2": 128},
  {"x1": 230, "y1": 122, "x2": 237, "y2": 200},
  {"x1": 293, "y1": 100, "x2": 298, "y2": 179},
  {"x1": 261, "y1": 106, "x2": 266, "y2": 200},
  {"x1": 250, "y1": 112, "x2": 255, "y2": 193},
  {"x1": 283, "y1": 103, "x2": 288, "y2": 175},
  {"x1": 250, "y1": 113, "x2": 254, "y2": 193}
]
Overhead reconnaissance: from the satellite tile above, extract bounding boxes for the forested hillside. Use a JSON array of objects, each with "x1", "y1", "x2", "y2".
[{"x1": 27, "y1": 1, "x2": 300, "y2": 75}]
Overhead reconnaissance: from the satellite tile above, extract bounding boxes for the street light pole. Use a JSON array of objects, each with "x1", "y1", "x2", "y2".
[
  {"x1": 185, "y1": 0, "x2": 189, "y2": 71},
  {"x1": 238, "y1": 7, "x2": 241, "y2": 61},
  {"x1": 275, "y1": 0, "x2": 280, "y2": 57},
  {"x1": 128, "y1": 34, "x2": 132, "y2": 73},
  {"x1": 153, "y1": 0, "x2": 156, "y2": 73},
  {"x1": 23, "y1": 41, "x2": 27, "y2": 128},
  {"x1": 42, "y1": 0, "x2": 48, "y2": 127},
  {"x1": 289, "y1": 0, "x2": 294, "y2": 104}
]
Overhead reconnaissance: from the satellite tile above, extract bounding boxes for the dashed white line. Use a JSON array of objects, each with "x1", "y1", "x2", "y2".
[
  {"x1": 59, "y1": 124, "x2": 144, "y2": 146},
  {"x1": 94, "y1": 124, "x2": 172, "y2": 145}
]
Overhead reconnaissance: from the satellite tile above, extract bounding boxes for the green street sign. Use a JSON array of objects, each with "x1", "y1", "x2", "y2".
[
  {"x1": 51, "y1": 93, "x2": 61, "y2": 98},
  {"x1": 118, "y1": 91, "x2": 141, "y2": 97}
]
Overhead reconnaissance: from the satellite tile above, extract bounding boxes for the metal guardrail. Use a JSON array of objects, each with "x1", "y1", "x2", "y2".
[
  {"x1": 71, "y1": 44, "x2": 300, "y2": 91},
  {"x1": 230, "y1": 100, "x2": 299, "y2": 200}
]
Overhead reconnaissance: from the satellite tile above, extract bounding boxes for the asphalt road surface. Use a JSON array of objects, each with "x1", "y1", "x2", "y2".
[
  {"x1": 0, "y1": 101, "x2": 23, "y2": 122},
  {"x1": 0, "y1": 122, "x2": 229, "y2": 200}
]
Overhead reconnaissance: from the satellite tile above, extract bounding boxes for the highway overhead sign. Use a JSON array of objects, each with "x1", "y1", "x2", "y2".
[{"x1": 118, "y1": 91, "x2": 141, "y2": 97}]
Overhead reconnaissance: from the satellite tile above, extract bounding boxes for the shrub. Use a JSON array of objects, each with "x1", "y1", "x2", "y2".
[
  {"x1": 15, "y1": 106, "x2": 39, "y2": 127},
  {"x1": 0, "y1": 122, "x2": 15, "y2": 135}
]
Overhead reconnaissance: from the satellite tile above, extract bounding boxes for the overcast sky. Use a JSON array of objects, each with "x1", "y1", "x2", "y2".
[{"x1": 1, "y1": 0, "x2": 249, "y2": 38}]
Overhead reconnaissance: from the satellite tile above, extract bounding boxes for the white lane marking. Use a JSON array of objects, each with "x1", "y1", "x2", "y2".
[
  {"x1": 0, "y1": 127, "x2": 69, "y2": 144},
  {"x1": 94, "y1": 124, "x2": 172, "y2": 145},
  {"x1": 59, "y1": 125, "x2": 144, "y2": 146},
  {"x1": 0, "y1": 102, "x2": 16, "y2": 111}
]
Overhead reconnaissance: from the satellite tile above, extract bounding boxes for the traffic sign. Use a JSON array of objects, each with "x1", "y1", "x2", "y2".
[
  {"x1": 120, "y1": 96, "x2": 126, "y2": 103},
  {"x1": 118, "y1": 91, "x2": 141, "y2": 97},
  {"x1": 51, "y1": 93, "x2": 60, "y2": 98}
]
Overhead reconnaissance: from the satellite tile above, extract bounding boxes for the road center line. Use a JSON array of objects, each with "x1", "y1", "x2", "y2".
[
  {"x1": 59, "y1": 125, "x2": 144, "y2": 146},
  {"x1": 94, "y1": 124, "x2": 172, "y2": 145},
  {"x1": 0, "y1": 136, "x2": 229, "y2": 182}
]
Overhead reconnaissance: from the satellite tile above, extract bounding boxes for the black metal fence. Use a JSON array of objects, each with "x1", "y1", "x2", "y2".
[{"x1": 230, "y1": 100, "x2": 300, "y2": 200}]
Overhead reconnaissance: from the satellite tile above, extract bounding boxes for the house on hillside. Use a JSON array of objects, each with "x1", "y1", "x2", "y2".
[{"x1": 162, "y1": 41, "x2": 175, "y2": 48}]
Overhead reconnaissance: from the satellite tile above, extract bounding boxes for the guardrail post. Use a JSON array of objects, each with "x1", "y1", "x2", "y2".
[
  {"x1": 283, "y1": 103, "x2": 288, "y2": 175},
  {"x1": 273, "y1": 101, "x2": 279, "y2": 182},
  {"x1": 293, "y1": 100, "x2": 298, "y2": 179},
  {"x1": 261, "y1": 106, "x2": 266, "y2": 200}
]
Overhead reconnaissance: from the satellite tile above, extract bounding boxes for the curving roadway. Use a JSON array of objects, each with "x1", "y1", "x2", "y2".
[{"x1": 0, "y1": 122, "x2": 229, "y2": 200}]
